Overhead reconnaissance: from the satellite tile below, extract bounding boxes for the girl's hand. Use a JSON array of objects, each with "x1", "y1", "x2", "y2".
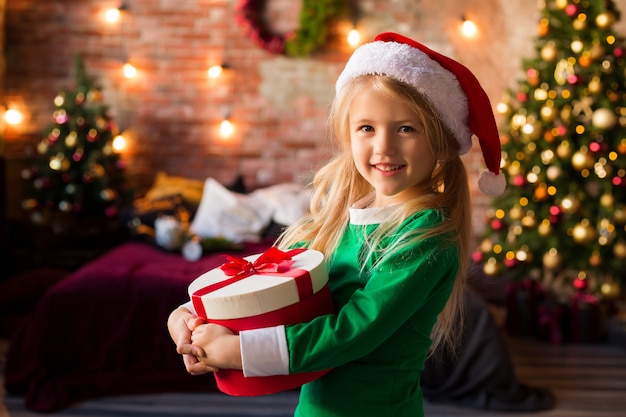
[
  {"x1": 191, "y1": 323, "x2": 243, "y2": 370},
  {"x1": 166, "y1": 306, "x2": 218, "y2": 375}
]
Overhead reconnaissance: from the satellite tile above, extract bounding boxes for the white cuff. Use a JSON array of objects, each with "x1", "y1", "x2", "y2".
[
  {"x1": 179, "y1": 300, "x2": 196, "y2": 315},
  {"x1": 240, "y1": 325, "x2": 289, "y2": 377}
]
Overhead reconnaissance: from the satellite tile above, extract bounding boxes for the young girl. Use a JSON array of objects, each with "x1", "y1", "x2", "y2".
[{"x1": 168, "y1": 32, "x2": 505, "y2": 416}]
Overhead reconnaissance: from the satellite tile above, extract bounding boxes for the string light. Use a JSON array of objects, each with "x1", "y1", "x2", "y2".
[
  {"x1": 112, "y1": 134, "x2": 126, "y2": 152},
  {"x1": 4, "y1": 108, "x2": 23, "y2": 125},
  {"x1": 460, "y1": 17, "x2": 478, "y2": 38},
  {"x1": 104, "y1": 8, "x2": 121, "y2": 23},
  {"x1": 220, "y1": 116, "x2": 234, "y2": 138},
  {"x1": 347, "y1": 29, "x2": 360, "y2": 47},
  {"x1": 123, "y1": 62, "x2": 137, "y2": 78},
  {"x1": 208, "y1": 64, "x2": 224, "y2": 79},
  {"x1": 104, "y1": 3, "x2": 129, "y2": 24}
]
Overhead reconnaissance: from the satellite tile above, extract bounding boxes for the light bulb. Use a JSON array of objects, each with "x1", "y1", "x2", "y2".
[
  {"x1": 220, "y1": 118, "x2": 234, "y2": 138},
  {"x1": 208, "y1": 64, "x2": 223, "y2": 79},
  {"x1": 112, "y1": 134, "x2": 126, "y2": 152},
  {"x1": 461, "y1": 19, "x2": 478, "y2": 38},
  {"x1": 347, "y1": 29, "x2": 360, "y2": 47},
  {"x1": 4, "y1": 108, "x2": 23, "y2": 125},
  {"x1": 123, "y1": 62, "x2": 137, "y2": 78},
  {"x1": 104, "y1": 8, "x2": 121, "y2": 23}
]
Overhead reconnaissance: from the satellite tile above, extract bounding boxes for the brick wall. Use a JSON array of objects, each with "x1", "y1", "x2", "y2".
[{"x1": 4, "y1": 0, "x2": 626, "y2": 229}]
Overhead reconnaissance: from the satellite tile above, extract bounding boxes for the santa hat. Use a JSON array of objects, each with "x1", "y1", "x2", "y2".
[{"x1": 336, "y1": 32, "x2": 506, "y2": 196}]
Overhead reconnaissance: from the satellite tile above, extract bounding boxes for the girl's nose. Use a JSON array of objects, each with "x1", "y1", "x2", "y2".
[{"x1": 374, "y1": 131, "x2": 396, "y2": 155}]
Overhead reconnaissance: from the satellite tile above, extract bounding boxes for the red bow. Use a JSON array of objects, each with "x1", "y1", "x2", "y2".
[{"x1": 220, "y1": 247, "x2": 305, "y2": 279}]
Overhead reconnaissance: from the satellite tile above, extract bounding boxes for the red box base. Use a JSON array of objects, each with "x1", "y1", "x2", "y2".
[{"x1": 208, "y1": 284, "x2": 335, "y2": 396}]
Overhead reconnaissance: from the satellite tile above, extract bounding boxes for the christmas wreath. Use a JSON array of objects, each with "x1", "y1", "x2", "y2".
[{"x1": 234, "y1": 0, "x2": 344, "y2": 56}]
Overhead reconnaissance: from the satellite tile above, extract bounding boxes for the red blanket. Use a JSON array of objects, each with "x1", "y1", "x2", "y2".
[{"x1": 4, "y1": 240, "x2": 274, "y2": 412}]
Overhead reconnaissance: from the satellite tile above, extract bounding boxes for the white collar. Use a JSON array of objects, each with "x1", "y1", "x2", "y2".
[{"x1": 349, "y1": 195, "x2": 398, "y2": 225}]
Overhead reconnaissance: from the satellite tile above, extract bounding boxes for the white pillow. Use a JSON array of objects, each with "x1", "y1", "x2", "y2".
[
  {"x1": 250, "y1": 183, "x2": 310, "y2": 226},
  {"x1": 190, "y1": 178, "x2": 273, "y2": 243}
]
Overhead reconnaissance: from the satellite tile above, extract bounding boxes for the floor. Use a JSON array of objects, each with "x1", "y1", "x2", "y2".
[{"x1": 2, "y1": 335, "x2": 626, "y2": 417}]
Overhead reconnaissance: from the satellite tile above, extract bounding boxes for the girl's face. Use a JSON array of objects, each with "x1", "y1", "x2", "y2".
[{"x1": 349, "y1": 83, "x2": 437, "y2": 207}]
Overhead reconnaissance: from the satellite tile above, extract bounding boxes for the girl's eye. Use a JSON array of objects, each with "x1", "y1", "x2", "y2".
[
  {"x1": 399, "y1": 125, "x2": 418, "y2": 133},
  {"x1": 360, "y1": 125, "x2": 374, "y2": 132}
]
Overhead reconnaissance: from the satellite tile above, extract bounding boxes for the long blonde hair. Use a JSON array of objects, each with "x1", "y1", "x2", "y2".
[{"x1": 277, "y1": 75, "x2": 471, "y2": 352}]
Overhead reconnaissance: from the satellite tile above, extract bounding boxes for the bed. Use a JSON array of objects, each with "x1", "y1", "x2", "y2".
[{"x1": 4, "y1": 175, "x2": 308, "y2": 412}]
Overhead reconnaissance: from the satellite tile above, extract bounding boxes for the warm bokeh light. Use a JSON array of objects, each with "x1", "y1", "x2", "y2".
[
  {"x1": 220, "y1": 118, "x2": 234, "y2": 138},
  {"x1": 461, "y1": 18, "x2": 478, "y2": 38},
  {"x1": 123, "y1": 62, "x2": 137, "y2": 78},
  {"x1": 104, "y1": 8, "x2": 121, "y2": 23},
  {"x1": 4, "y1": 108, "x2": 24, "y2": 125},
  {"x1": 208, "y1": 64, "x2": 224, "y2": 79},
  {"x1": 347, "y1": 29, "x2": 361, "y2": 47},
  {"x1": 112, "y1": 134, "x2": 126, "y2": 152}
]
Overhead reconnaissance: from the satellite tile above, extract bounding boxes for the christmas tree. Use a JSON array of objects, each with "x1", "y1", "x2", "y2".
[
  {"x1": 22, "y1": 55, "x2": 129, "y2": 223},
  {"x1": 474, "y1": 0, "x2": 626, "y2": 303}
]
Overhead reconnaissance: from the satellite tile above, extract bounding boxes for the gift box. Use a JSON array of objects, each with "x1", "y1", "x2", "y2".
[
  {"x1": 505, "y1": 279, "x2": 544, "y2": 337},
  {"x1": 569, "y1": 293, "x2": 607, "y2": 343},
  {"x1": 188, "y1": 247, "x2": 335, "y2": 396}
]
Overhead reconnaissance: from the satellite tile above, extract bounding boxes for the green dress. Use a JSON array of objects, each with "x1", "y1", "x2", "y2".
[{"x1": 284, "y1": 206, "x2": 459, "y2": 417}]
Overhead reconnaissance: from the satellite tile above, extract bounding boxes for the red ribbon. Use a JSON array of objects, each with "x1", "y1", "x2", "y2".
[{"x1": 192, "y1": 247, "x2": 311, "y2": 319}]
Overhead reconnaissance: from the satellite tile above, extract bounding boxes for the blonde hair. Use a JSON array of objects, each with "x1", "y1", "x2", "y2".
[{"x1": 277, "y1": 75, "x2": 471, "y2": 353}]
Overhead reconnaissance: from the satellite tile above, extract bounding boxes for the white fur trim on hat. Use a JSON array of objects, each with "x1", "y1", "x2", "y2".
[
  {"x1": 335, "y1": 40, "x2": 473, "y2": 155},
  {"x1": 477, "y1": 169, "x2": 507, "y2": 197}
]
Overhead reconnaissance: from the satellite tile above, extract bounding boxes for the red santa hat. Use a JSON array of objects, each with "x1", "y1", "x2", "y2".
[{"x1": 336, "y1": 32, "x2": 506, "y2": 196}]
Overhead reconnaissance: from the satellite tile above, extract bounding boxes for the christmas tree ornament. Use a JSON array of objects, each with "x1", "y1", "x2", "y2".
[
  {"x1": 543, "y1": 248, "x2": 562, "y2": 269},
  {"x1": 483, "y1": 258, "x2": 500, "y2": 276},
  {"x1": 600, "y1": 193, "x2": 615, "y2": 208},
  {"x1": 54, "y1": 94, "x2": 64, "y2": 106},
  {"x1": 527, "y1": 68, "x2": 540, "y2": 86},
  {"x1": 578, "y1": 53, "x2": 591, "y2": 67},
  {"x1": 596, "y1": 12, "x2": 616, "y2": 29},
  {"x1": 573, "y1": 18, "x2": 587, "y2": 31},
  {"x1": 557, "y1": 141, "x2": 572, "y2": 158},
  {"x1": 510, "y1": 206, "x2": 523, "y2": 220},
  {"x1": 560, "y1": 194, "x2": 580, "y2": 213},
  {"x1": 538, "y1": 18, "x2": 550, "y2": 36},
  {"x1": 59, "y1": 200, "x2": 72, "y2": 212},
  {"x1": 538, "y1": 220, "x2": 552, "y2": 236},
  {"x1": 555, "y1": 59, "x2": 576, "y2": 85},
  {"x1": 614, "y1": 240, "x2": 626, "y2": 258},
  {"x1": 479, "y1": 238, "x2": 493, "y2": 253},
  {"x1": 588, "y1": 76, "x2": 602, "y2": 93},
  {"x1": 541, "y1": 42, "x2": 558, "y2": 61},
  {"x1": 540, "y1": 105, "x2": 556, "y2": 121},
  {"x1": 592, "y1": 107, "x2": 618, "y2": 129},
  {"x1": 589, "y1": 251, "x2": 603, "y2": 267},
  {"x1": 534, "y1": 184, "x2": 548, "y2": 200},
  {"x1": 555, "y1": 0, "x2": 568, "y2": 10},
  {"x1": 571, "y1": 220, "x2": 596, "y2": 244},
  {"x1": 571, "y1": 39, "x2": 584, "y2": 54},
  {"x1": 534, "y1": 88, "x2": 549, "y2": 101},
  {"x1": 601, "y1": 280, "x2": 621, "y2": 298},
  {"x1": 21, "y1": 198, "x2": 38, "y2": 210},
  {"x1": 573, "y1": 276, "x2": 588, "y2": 291},
  {"x1": 589, "y1": 41, "x2": 606, "y2": 59},
  {"x1": 521, "y1": 214, "x2": 537, "y2": 228},
  {"x1": 571, "y1": 150, "x2": 594, "y2": 170},
  {"x1": 565, "y1": 4, "x2": 578, "y2": 17}
]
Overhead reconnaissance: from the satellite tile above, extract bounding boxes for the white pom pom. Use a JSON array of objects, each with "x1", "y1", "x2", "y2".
[{"x1": 477, "y1": 170, "x2": 506, "y2": 196}]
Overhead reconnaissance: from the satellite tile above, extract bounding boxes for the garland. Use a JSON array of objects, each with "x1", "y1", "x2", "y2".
[{"x1": 234, "y1": 0, "x2": 344, "y2": 57}]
